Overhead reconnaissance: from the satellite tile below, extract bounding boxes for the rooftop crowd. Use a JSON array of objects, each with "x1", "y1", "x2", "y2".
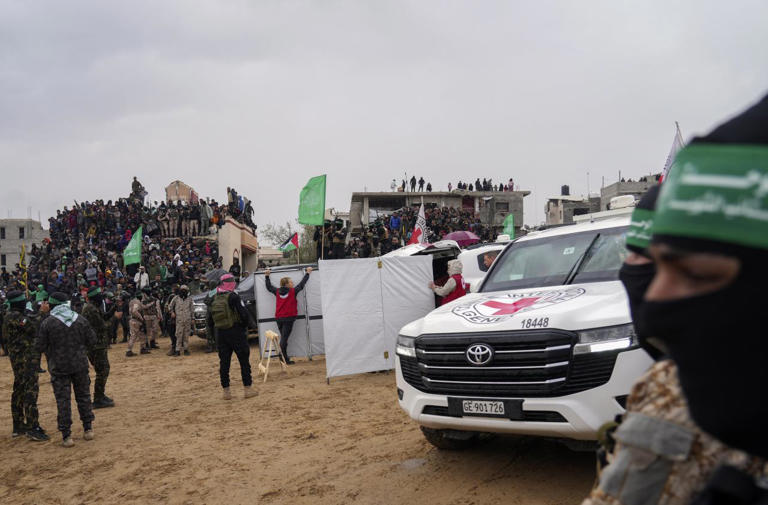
[
  {"x1": 0, "y1": 178, "x2": 256, "y2": 304},
  {"x1": 391, "y1": 176, "x2": 517, "y2": 193}
]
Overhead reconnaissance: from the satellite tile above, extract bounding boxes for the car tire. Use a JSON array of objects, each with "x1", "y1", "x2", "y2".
[{"x1": 420, "y1": 427, "x2": 486, "y2": 450}]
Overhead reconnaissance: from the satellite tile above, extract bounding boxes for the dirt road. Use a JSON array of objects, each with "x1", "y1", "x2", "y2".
[{"x1": 0, "y1": 336, "x2": 595, "y2": 504}]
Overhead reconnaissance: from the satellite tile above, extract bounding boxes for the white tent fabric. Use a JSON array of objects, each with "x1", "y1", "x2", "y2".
[
  {"x1": 320, "y1": 256, "x2": 434, "y2": 379},
  {"x1": 253, "y1": 268, "x2": 324, "y2": 359}
]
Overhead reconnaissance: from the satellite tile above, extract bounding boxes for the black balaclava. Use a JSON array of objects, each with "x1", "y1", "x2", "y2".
[
  {"x1": 638, "y1": 92, "x2": 768, "y2": 458},
  {"x1": 618, "y1": 185, "x2": 663, "y2": 359}
]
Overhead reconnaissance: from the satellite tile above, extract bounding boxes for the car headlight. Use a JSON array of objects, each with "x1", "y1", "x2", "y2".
[
  {"x1": 396, "y1": 335, "x2": 416, "y2": 358},
  {"x1": 574, "y1": 324, "x2": 637, "y2": 355}
]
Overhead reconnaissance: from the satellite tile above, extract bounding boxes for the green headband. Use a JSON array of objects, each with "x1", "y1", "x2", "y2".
[
  {"x1": 49, "y1": 295, "x2": 68, "y2": 306},
  {"x1": 88, "y1": 287, "x2": 102, "y2": 296},
  {"x1": 625, "y1": 208, "x2": 654, "y2": 251},
  {"x1": 7, "y1": 294, "x2": 26, "y2": 304},
  {"x1": 652, "y1": 144, "x2": 768, "y2": 250}
]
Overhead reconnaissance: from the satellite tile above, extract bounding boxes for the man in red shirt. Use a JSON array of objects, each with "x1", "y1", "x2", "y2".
[{"x1": 265, "y1": 267, "x2": 312, "y2": 364}]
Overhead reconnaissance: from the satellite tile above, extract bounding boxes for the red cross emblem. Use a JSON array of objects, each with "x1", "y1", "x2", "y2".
[{"x1": 481, "y1": 297, "x2": 540, "y2": 315}]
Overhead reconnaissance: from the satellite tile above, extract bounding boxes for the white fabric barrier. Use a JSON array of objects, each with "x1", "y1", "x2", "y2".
[
  {"x1": 253, "y1": 267, "x2": 324, "y2": 359},
  {"x1": 320, "y1": 256, "x2": 434, "y2": 379}
]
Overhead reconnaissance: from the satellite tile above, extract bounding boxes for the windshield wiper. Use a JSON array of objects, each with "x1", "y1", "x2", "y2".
[{"x1": 562, "y1": 234, "x2": 600, "y2": 286}]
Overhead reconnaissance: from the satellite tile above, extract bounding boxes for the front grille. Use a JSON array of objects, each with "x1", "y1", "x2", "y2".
[
  {"x1": 400, "y1": 330, "x2": 619, "y2": 398},
  {"x1": 421, "y1": 405, "x2": 567, "y2": 423}
]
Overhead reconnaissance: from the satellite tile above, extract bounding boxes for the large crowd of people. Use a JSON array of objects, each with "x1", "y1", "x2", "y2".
[
  {"x1": 390, "y1": 176, "x2": 517, "y2": 193},
  {"x1": 316, "y1": 204, "x2": 495, "y2": 260},
  {"x1": 0, "y1": 178, "x2": 250, "y2": 363},
  {"x1": 0, "y1": 177, "x2": 260, "y2": 445}
]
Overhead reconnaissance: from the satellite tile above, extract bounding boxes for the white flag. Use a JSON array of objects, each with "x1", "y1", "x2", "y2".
[
  {"x1": 408, "y1": 203, "x2": 427, "y2": 245},
  {"x1": 661, "y1": 122, "x2": 685, "y2": 182}
]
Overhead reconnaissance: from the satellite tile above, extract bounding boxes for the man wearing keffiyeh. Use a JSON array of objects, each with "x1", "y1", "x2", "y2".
[{"x1": 35, "y1": 292, "x2": 97, "y2": 447}]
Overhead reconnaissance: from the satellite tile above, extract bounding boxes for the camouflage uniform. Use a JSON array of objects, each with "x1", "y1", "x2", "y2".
[
  {"x1": 128, "y1": 298, "x2": 148, "y2": 352},
  {"x1": 36, "y1": 308, "x2": 96, "y2": 438},
  {"x1": 3, "y1": 309, "x2": 41, "y2": 431},
  {"x1": 81, "y1": 303, "x2": 110, "y2": 401},
  {"x1": 143, "y1": 295, "x2": 161, "y2": 345},
  {"x1": 583, "y1": 360, "x2": 767, "y2": 505},
  {"x1": 169, "y1": 294, "x2": 193, "y2": 352}
]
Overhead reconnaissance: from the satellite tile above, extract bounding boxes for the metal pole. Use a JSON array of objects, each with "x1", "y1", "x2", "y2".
[{"x1": 303, "y1": 288, "x2": 312, "y2": 360}]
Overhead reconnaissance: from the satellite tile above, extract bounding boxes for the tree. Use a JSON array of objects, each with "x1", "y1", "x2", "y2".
[{"x1": 260, "y1": 220, "x2": 317, "y2": 264}]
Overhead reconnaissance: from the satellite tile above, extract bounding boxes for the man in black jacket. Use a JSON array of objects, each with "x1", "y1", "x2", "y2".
[
  {"x1": 35, "y1": 292, "x2": 96, "y2": 447},
  {"x1": 207, "y1": 274, "x2": 256, "y2": 400}
]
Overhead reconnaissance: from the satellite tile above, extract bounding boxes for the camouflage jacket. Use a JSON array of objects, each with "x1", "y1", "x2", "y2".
[
  {"x1": 583, "y1": 360, "x2": 766, "y2": 505},
  {"x1": 168, "y1": 295, "x2": 194, "y2": 323},
  {"x1": 2, "y1": 309, "x2": 39, "y2": 360},
  {"x1": 35, "y1": 310, "x2": 96, "y2": 375},
  {"x1": 81, "y1": 303, "x2": 109, "y2": 349}
]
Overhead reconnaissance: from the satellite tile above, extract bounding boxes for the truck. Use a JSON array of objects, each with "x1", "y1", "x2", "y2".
[{"x1": 395, "y1": 216, "x2": 653, "y2": 449}]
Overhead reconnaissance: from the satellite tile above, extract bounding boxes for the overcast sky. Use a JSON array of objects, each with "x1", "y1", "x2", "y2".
[{"x1": 2, "y1": 1, "x2": 767, "y2": 238}]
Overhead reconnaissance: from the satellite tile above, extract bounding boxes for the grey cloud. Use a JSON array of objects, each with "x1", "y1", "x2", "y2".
[{"x1": 1, "y1": 0, "x2": 767, "y2": 230}]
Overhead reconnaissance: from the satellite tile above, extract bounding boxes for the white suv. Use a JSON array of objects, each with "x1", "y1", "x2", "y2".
[{"x1": 396, "y1": 217, "x2": 653, "y2": 449}]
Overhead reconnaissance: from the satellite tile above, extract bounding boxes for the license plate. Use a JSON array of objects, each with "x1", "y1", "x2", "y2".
[
  {"x1": 462, "y1": 400, "x2": 505, "y2": 416},
  {"x1": 447, "y1": 398, "x2": 524, "y2": 419}
]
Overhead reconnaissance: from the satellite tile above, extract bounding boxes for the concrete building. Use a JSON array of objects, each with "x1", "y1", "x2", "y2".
[
  {"x1": 349, "y1": 190, "x2": 529, "y2": 236},
  {"x1": 0, "y1": 219, "x2": 50, "y2": 269},
  {"x1": 165, "y1": 180, "x2": 200, "y2": 204},
  {"x1": 216, "y1": 217, "x2": 259, "y2": 274},
  {"x1": 545, "y1": 195, "x2": 601, "y2": 225},
  {"x1": 599, "y1": 176, "x2": 659, "y2": 211}
]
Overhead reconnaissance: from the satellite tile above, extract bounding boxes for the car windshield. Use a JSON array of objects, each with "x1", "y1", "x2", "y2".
[{"x1": 480, "y1": 226, "x2": 629, "y2": 292}]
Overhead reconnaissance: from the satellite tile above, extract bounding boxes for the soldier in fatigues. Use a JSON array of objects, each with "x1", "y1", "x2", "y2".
[
  {"x1": 143, "y1": 287, "x2": 161, "y2": 350},
  {"x1": 126, "y1": 291, "x2": 149, "y2": 356},
  {"x1": 81, "y1": 287, "x2": 114, "y2": 408},
  {"x1": 584, "y1": 94, "x2": 768, "y2": 505},
  {"x1": 169, "y1": 284, "x2": 193, "y2": 356},
  {"x1": 2, "y1": 290, "x2": 49, "y2": 441},
  {"x1": 35, "y1": 292, "x2": 96, "y2": 447}
]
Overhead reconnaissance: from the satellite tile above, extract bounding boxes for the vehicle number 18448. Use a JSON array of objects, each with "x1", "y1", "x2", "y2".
[{"x1": 520, "y1": 317, "x2": 549, "y2": 329}]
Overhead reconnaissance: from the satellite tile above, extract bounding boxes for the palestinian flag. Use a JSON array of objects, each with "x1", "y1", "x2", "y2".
[{"x1": 279, "y1": 233, "x2": 299, "y2": 252}]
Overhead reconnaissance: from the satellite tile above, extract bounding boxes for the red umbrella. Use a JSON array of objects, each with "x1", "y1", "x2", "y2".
[{"x1": 443, "y1": 230, "x2": 480, "y2": 247}]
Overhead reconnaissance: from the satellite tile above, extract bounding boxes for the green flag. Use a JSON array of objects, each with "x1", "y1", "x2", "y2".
[
  {"x1": 123, "y1": 226, "x2": 143, "y2": 266},
  {"x1": 502, "y1": 214, "x2": 515, "y2": 238},
  {"x1": 298, "y1": 175, "x2": 326, "y2": 226}
]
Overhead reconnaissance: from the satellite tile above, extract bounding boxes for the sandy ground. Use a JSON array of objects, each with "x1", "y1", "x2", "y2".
[{"x1": 0, "y1": 333, "x2": 595, "y2": 505}]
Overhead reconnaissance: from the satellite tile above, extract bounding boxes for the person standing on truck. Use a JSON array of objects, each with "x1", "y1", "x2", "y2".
[
  {"x1": 429, "y1": 259, "x2": 468, "y2": 305},
  {"x1": 264, "y1": 267, "x2": 312, "y2": 365},
  {"x1": 207, "y1": 273, "x2": 256, "y2": 400}
]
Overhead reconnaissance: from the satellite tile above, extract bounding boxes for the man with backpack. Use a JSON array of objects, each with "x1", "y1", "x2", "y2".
[{"x1": 207, "y1": 274, "x2": 256, "y2": 400}]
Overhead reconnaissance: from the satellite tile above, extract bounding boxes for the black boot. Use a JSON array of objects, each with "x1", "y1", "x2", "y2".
[
  {"x1": 204, "y1": 344, "x2": 215, "y2": 354},
  {"x1": 26, "y1": 425, "x2": 50, "y2": 441},
  {"x1": 140, "y1": 347, "x2": 151, "y2": 354},
  {"x1": 150, "y1": 341, "x2": 160, "y2": 349},
  {"x1": 93, "y1": 396, "x2": 115, "y2": 409}
]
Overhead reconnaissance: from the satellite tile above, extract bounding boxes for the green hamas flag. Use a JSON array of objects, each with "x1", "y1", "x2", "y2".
[
  {"x1": 503, "y1": 214, "x2": 515, "y2": 238},
  {"x1": 123, "y1": 226, "x2": 143, "y2": 266},
  {"x1": 298, "y1": 175, "x2": 327, "y2": 226}
]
